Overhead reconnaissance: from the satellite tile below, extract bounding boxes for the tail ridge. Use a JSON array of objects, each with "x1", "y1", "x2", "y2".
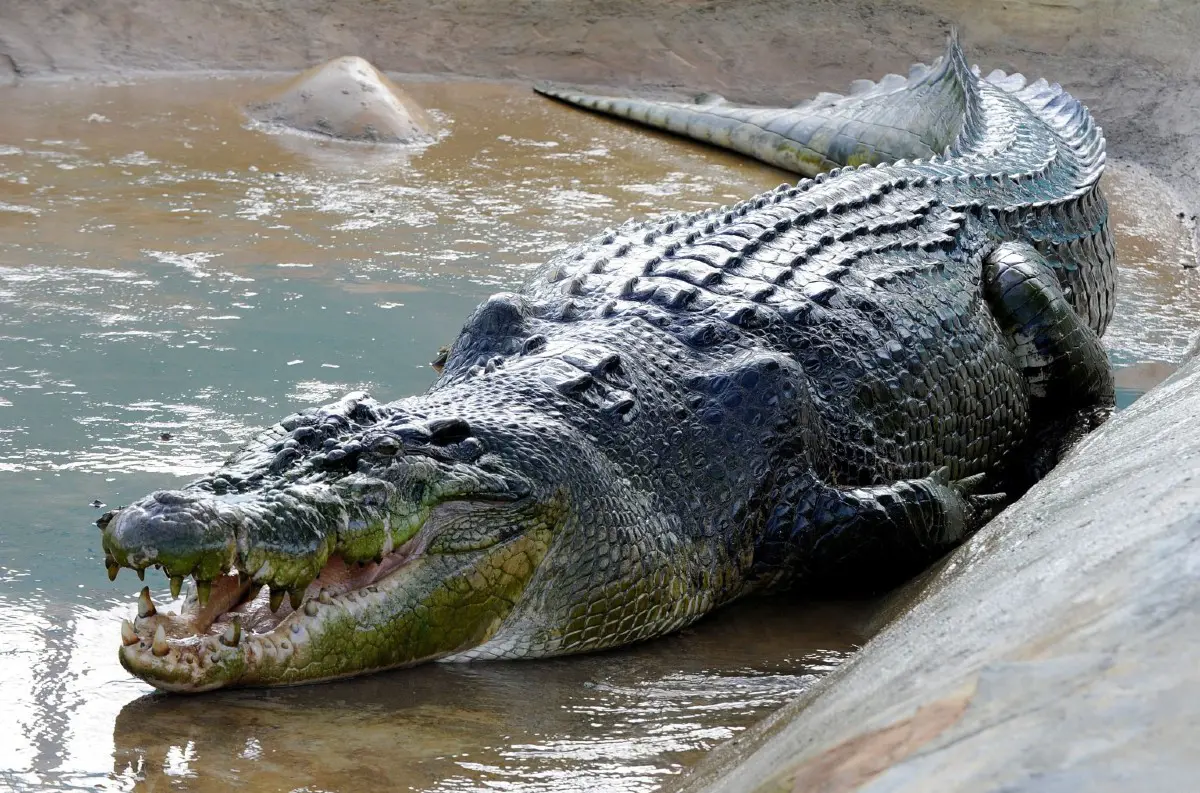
[{"x1": 534, "y1": 33, "x2": 983, "y2": 177}]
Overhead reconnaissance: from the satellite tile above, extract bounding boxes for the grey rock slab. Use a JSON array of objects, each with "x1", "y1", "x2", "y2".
[{"x1": 682, "y1": 350, "x2": 1200, "y2": 792}]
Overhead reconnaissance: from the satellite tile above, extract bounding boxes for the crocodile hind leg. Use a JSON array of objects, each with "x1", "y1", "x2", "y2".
[
  {"x1": 983, "y1": 242, "x2": 1115, "y2": 487},
  {"x1": 758, "y1": 468, "x2": 1004, "y2": 594}
]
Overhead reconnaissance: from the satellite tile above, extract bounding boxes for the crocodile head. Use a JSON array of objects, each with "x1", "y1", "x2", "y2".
[{"x1": 101, "y1": 389, "x2": 590, "y2": 692}]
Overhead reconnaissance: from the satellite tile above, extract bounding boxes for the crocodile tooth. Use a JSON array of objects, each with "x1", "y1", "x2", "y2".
[
  {"x1": 120, "y1": 619, "x2": 138, "y2": 646},
  {"x1": 269, "y1": 587, "x2": 285, "y2": 613},
  {"x1": 304, "y1": 599, "x2": 319, "y2": 617},
  {"x1": 220, "y1": 619, "x2": 241, "y2": 648},
  {"x1": 135, "y1": 567, "x2": 145, "y2": 581},
  {"x1": 106, "y1": 560, "x2": 119, "y2": 582},
  {"x1": 196, "y1": 579, "x2": 212, "y2": 607},
  {"x1": 151, "y1": 624, "x2": 169, "y2": 657},
  {"x1": 288, "y1": 589, "x2": 304, "y2": 611},
  {"x1": 318, "y1": 588, "x2": 332, "y2": 605},
  {"x1": 138, "y1": 586, "x2": 157, "y2": 619},
  {"x1": 170, "y1": 575, "x2": 183, "y2": 599}
]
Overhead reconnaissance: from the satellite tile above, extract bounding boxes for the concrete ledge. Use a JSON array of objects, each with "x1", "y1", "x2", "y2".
[{"x1": 681, "y1": 351, "x2": 1200, "y2": 791}]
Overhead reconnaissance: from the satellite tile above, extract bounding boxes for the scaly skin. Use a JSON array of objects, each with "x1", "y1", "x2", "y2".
[{"x1": 99, "y1": 35, "x2": 1115, "y2": 691}]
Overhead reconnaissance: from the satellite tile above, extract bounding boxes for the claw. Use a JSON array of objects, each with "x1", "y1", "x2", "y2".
[
  {"x1": 121, "y1": 619, "x2": 138, "y2": 646},
  {"x1": 137, "y1": 586, "x2": 157, "y2": 619},
  {"x1": 151, "y1": 624, "x2": 169, "y2": 657},
  {"x1": 954, "y1": 472, "x2": 988, "y2": 494},
  {"x1": 170, "y1": 575, "x2": 183, "y2": 599},
  {"x1": 269, "y1": 587, "x2": 285, "y2": 613},
  {"x1": 220, "y1": 618, "x2": 242, "y2": 648}
]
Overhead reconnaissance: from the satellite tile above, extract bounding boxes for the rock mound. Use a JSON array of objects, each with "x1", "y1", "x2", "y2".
[{"x1": 247, "y1": 56, "x2": 434, "y2": 144}]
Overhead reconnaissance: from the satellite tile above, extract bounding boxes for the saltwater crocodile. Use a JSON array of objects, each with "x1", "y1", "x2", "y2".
[{"x1": 99, "y1": 36, "x2": 1114, "y2": 691}]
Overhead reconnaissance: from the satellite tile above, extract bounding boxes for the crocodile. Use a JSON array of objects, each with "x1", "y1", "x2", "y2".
[{"x1": 99, "y1": 35, "x2": 1115, "y2": 692}]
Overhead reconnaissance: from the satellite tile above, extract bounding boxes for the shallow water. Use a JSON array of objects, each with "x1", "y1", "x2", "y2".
[{"x1": 0, "y1": 75, "x2": 1195, "y2": 792}]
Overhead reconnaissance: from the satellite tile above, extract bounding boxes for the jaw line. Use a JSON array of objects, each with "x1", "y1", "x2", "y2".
[
  {"x1": 119, "y1": 524, "x2": 438, "y2": 693},
  {"x1": 117, "y1": 497, "x2": 545, "y2": 693}
]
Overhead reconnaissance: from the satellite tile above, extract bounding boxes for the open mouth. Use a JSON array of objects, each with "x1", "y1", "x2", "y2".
[
  {"x1": 109, "y1": 485, "x2": 551, "y2": 692},
  {"x1": 118, "y1": 528, "x2": 432, "y2": 691}
]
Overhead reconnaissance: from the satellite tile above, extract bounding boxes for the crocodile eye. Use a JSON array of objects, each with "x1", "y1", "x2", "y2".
[
  {"x1": 368, "y1": 435, "x2": 402, "y2": 456},
  {"x1": 427, "y1": 418, "x2": 472, "y2": 446}
]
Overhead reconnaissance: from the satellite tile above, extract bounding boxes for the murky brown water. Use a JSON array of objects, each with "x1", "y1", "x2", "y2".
[{"x1": 0, "y1": 74, "x2": 1196, "y2": 793}]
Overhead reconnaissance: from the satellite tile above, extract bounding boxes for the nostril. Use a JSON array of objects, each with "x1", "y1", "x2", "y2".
[{"x1": 426, "y1": 418, "x2": 472, "y2": 446}]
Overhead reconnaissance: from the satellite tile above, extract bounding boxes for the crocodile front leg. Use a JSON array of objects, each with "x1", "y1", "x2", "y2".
[{"x1": 756, "y1": 468, "x2": 1003, "y2": 593}]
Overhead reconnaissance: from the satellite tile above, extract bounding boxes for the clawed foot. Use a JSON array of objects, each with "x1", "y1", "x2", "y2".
[{"x1": 929, "y1": 467, "x2": 1007, "y2": 531}]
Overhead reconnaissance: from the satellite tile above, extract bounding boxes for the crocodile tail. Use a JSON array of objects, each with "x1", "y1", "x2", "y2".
[
  {"x1": 980, "y1": 67, "x2": 1107, "y2": 187},
  {"x1": 534, "y1": 32, "x2": 983, "y2": 178}
]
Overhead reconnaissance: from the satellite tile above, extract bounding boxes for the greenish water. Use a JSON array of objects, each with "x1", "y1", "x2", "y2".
[{"x1": 0, "y1": 75, "x2": 1196, "y2": 793}]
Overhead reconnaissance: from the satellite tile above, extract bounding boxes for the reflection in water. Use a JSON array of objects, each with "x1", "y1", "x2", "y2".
[
  {"x1": 108, "y1": 600, "x2": 861, "y2": 793},
  {"x1": 0, "y1": 590, "x2": 864, "y2": 793},
  {"x1": 0, "y1": 74, "x2": 1195, "y2": 792}
]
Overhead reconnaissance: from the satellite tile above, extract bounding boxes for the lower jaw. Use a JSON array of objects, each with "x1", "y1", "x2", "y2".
[
  {"x1": 118, "y1": 529, "x2": 550, "y2": 692},
  {"x1": 119, "y1": 553, "x2": 423, "y2": 692}
]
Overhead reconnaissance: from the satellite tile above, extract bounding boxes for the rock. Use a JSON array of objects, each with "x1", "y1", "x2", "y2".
[
  {"x1": 681, "y1": 351, "x2": 1200, "y2": 791},
  {"x1": 246, "y1": 56, "x2": 434, "y2": 144}
]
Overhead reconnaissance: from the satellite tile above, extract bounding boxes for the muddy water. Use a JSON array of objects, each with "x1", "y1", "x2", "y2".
[{"x1": 0, "y1": 75, "x2": 1195, "y2": 793}]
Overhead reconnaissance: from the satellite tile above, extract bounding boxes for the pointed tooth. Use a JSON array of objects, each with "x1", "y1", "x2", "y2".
[
  {"x1": 304, "y1": 599, "x2": 319, "y2": 617},
  {"x1": 151, "y1": 624, "x2": 169, "y2": 657},
  {"x1": 121, "y1": 619, "x2": 138, "y2": 646},
  {"x1": 138, "y1": 586, "x2": 157, "y2": 619},
  {"x1": 196, "y1": 579, "x2": 212, "y2": 607},
  {"x1": 247, "y1": 583, "x2": 263, "y2": 602},
  {"x1": 136, "y1": 568, "x2": 145, "y2": 581},
  {"x1": 220, "y1": 619, "x2": 242, "y2": 648},
  {"x1": 288, "y1": 588, "x2": 303, "y2": 611},
  {"x1": 106, "y1": 561, "x2": 119, "y2": 582},
  {"x1": 170, "y1": 576, "x2": 183, "y2": 599},
  {"x1": 269, "y1": 587, "x2": 285, "y2": 613}
]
